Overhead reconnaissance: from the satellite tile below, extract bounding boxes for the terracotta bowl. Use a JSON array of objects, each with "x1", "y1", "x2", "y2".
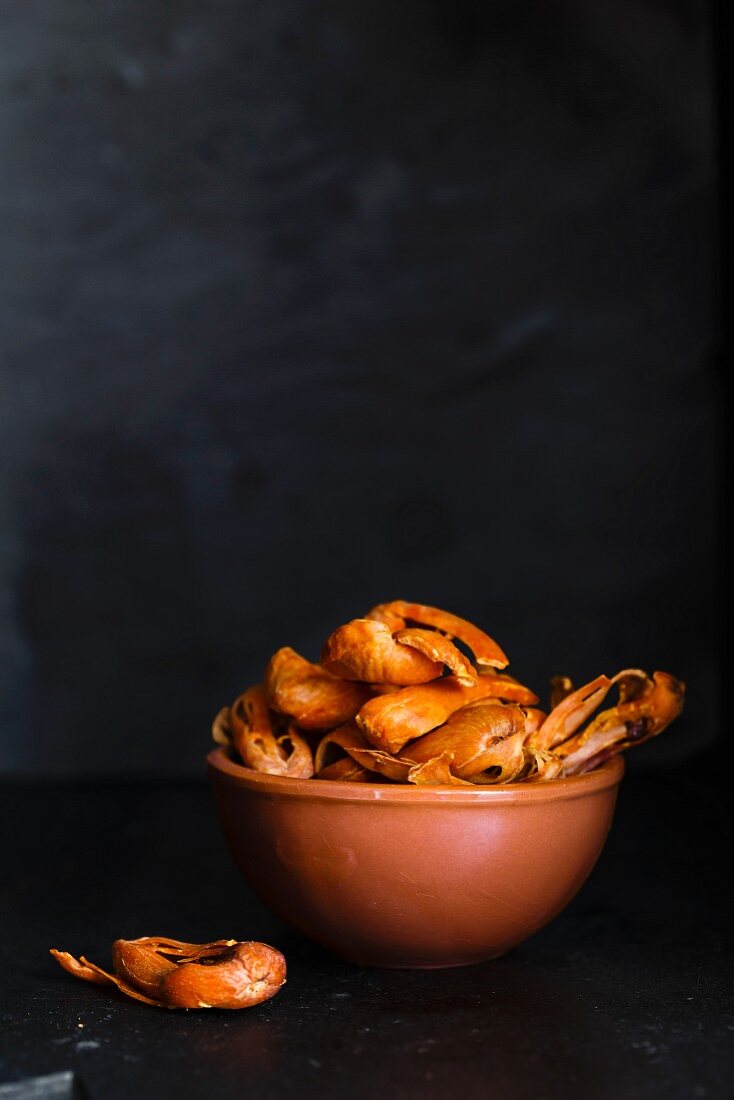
[{"x1": 207, "y1": 748, "x2": 624, "y2": 969}]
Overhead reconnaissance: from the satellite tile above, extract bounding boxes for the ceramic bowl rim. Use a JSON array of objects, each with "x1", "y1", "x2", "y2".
[{"x1": 207, "y1": 747, "x2": 625, "y2": 805}]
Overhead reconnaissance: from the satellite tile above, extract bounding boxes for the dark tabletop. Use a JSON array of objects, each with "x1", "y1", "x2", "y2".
[{"x1": 1, "y1": 756, "x2": 732, "y2": 1100}]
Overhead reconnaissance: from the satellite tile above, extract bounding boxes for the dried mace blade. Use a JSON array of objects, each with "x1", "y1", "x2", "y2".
[{"x1": 51, "y1": 936, "x2": 286, "y2": 1010}]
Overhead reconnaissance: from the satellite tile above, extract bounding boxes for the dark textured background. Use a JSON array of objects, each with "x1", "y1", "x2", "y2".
[{"x1": 0, "y1": 0, "x2": 722, "y2": 776}]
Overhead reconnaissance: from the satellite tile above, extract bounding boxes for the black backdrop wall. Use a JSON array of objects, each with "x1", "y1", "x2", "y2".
[{"x1": 0, "y1": 1, "x2": 721, "y2": 776}]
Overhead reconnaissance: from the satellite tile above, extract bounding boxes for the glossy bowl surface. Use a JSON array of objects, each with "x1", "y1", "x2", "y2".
[{"x1": 208, "y1": 748, "x2": 624, "y2": 968}]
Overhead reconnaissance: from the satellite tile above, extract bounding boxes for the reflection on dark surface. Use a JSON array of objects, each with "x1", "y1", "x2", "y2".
[{"x1": 180, "y1": 960, "x2": 643, "y2": 1100}]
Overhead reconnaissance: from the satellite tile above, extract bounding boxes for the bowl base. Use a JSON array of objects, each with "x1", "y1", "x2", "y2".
[{"x1": 337, "y1": 950, "x2": 509, "y2": 970}]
